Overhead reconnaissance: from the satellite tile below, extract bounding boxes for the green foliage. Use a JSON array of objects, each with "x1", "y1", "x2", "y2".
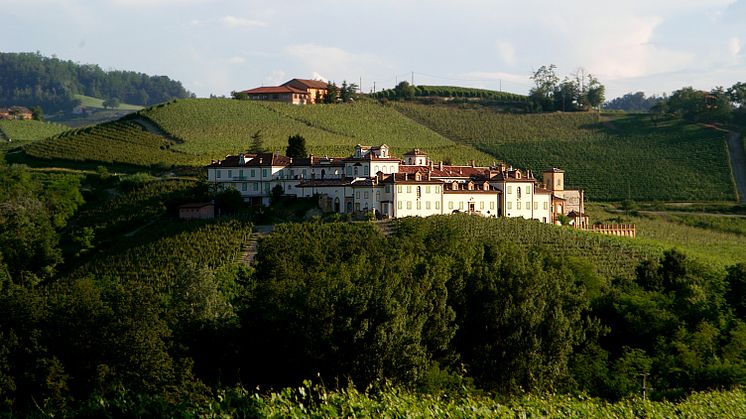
[
  {"x1": 142, "y1": 98, "x2": 494, "y2": 165},
  {"x1": 102, "y1": 97, "x2": 121, "y2": 109},
  {"x1": 0, "y1": 119, "x2": 69, "y2": 144},
  {"x1": 0, "y1": 51, "x2": 191, "y2": 112},
  {"x1": 247, "y1": 129, "x2": 265, "y2": 154},
  {"x1": 285, "y1": 133, "x2": 307, "y2": 158},
  {"x1": 394, "y1": 103, "x2": 734, "y2": 201},
  {"x1": 24, "y1": 119, "x2": 197, "y2": 167}
]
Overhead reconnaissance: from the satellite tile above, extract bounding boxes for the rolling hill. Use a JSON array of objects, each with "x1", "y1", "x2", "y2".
[{"x1": 20, "y1": 98, "x2": 741, "y2": 201}]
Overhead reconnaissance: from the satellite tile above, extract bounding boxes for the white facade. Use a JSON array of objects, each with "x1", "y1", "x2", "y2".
[{"x1": 207, "y1": 146, "x2": 580, "y2": 223}]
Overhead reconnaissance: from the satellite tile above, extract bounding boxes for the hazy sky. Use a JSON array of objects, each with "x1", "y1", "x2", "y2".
[{"x1": 2, "y1": 0, "x2": 744, "y2": 99}]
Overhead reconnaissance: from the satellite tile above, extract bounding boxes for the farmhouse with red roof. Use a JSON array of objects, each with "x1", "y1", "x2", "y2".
[{"x1": 239, "y1": 78, "x2": 329, "y2": 105}]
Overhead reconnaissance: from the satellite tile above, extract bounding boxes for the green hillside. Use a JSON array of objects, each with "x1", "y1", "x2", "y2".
[
  {"x1": 74, "y1": 94, "x2": 143, "y2": 111},
  {"x1": 394, "y1": 103, "x2": 735, "y2": 201},
  {"x1": 19, "y1": 97, "x2": 740, "y2": 203},
  {"x1": 142, "y1": 98, "x2": 495, "y2": 164},
  {"x1": 0, "y1": 119, "x2": 69, "y2": 144},
  {"x1": 24, "y1": 119, "x2": 197, "y2": 167}
]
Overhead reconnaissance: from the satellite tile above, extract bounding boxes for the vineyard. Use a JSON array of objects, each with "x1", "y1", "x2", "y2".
[
  {"x1": 394, "y1": 103, "x2": 735, "y2": 201},
  {"x1": 24, "y1": 119, "x2": 198, "y2": 167},
  {"x1": 200, "y1": 384, "x2": 746, "y2": 418},
  {"x1": 586, "y1": 204, "x2": 746, "y2": 267},
  {"x1": 141, "y1": 98, "x2": 495, "y2": 165},
  {"x1": 0, "y1": 119, "x2": 69, "y2": 143},
  {"x1": 69, "y1": 218, "x2": 251, "y2": 284},
  {"x1": 73, "y1": 178, "x2": 199, "y2": 240},
  {"x1": 392, "y1": 214, "x2": 661, "y2": 280}
]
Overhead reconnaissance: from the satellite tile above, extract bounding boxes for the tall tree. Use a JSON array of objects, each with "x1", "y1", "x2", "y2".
[
  {"x1": 286, "y1": 134, "x2": 307, "y2": 158},
  {"x1": 324, "y1": 82, "x2": 339, "y2": 104},
  {"x1": 529, "y1": 65, "x2": 559, "y2": 111},
  {"x1": 248, "y1": 130, "x2": 265, "y2": 154}
]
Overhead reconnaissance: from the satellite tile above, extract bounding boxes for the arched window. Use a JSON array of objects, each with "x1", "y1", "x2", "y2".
[
  {"x1": 517, "y1": 187, "x2": 522, "y2": 199},
  {"x1": 417, "y1": 186, "x2": 422, "y2": 199}
]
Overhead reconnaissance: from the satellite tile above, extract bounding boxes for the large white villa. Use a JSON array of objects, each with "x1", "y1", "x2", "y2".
[{"x1": 206, "y1": 144, "x2": 585, "y2": 224}]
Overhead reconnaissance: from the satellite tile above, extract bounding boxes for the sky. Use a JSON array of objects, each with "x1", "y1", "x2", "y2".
[{"x1": 1, "y1": 0, "x2": 744, "y2": 99}]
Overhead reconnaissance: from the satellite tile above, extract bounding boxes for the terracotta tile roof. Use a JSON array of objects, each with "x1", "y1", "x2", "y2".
[
  {"x1": 241, "y1": 86, "x2": 308, "y2": 95},
  {"x1": 290, "y1": 156, "x2": 344, "y2": 167},
  {"x1": 283, "y1": 78, "x2": 329, "y2": 89}
]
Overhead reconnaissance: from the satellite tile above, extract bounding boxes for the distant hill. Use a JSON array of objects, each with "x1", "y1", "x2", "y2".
[{"x1": 0, "y1": 52, "x2": 192, "y2": 113}]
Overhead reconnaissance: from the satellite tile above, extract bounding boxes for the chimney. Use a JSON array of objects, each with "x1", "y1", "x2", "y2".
[
  {"x1": 439, "y1": 161, "x2": 443, "y2": 170},
  {"x1": 405, "y1": 173, "x2": 408, "y2": 181},
  {"x1": 427, "y1": 172, "x2": 431, "y2": 181},
  {"x1": 470, "y1": 160, "x2": 475, "y2": 167},
  {"x1": 429, "y1": 160, "x2": 434, "y2": 170},
  {"x1": 310, "y1": 154, "x2": 314, "y2": 165}
]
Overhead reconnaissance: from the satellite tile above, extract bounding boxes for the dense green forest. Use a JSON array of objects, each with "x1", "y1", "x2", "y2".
[
  {"x1": 1, "y1": 157, "x2": 745, "y2": 415},
  {"x1": 0, "y1": 52, "x2": 192, "y2": 112}
]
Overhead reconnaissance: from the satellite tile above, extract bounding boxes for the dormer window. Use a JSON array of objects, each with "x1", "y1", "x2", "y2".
[
  {"x1": 516, "y1": 171, "x2": 522, "y2": 179},
  {"x1": 483, "y1": 182, "x2": 489, "y2": 191}
]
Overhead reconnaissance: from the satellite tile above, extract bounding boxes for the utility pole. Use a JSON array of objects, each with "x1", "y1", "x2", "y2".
[
  {"x1": 359, "y1": 77, "x2": 362, "y2": 93},
  {"x1": 411, "y1": 71, "x2": 414, "y2": 86},
  {"x1": 373, "y1": 81, "x2": 376, "y2": 93}
]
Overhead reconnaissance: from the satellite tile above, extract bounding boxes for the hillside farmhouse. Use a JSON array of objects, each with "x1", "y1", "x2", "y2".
[
  {"x1": 207, "y1": 145, "x2": 585, "y2": 224},
  {"x1": 240, "y1": 79, "x2": 328, "y2": 105},
  {"x1": 0, "y1": 106, "x2": 33, "y2": 120}
]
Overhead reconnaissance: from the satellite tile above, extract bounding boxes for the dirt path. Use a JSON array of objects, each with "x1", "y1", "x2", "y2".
[
  {"x1": 240, "y1": 225, "x2": 275, "y2": 266},
  {"x1": 132, "y1": 116, "x2": 184, "y2": 143},
  {"x1": 727, "y1": 131, "x2": 746, "y2": 204}
]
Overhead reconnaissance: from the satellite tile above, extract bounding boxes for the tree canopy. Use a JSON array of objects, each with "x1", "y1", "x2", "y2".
[{"x1": 0, "y1": 52, "x2": 192, "y2": 112}]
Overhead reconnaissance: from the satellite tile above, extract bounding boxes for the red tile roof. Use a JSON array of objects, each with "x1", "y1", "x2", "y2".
[
  {"x1": 283, "y1": 78, "x2": 329, "y2": 89},
  {"x1": 241, "y1": 86, "x2": 308, "y2": 95}
]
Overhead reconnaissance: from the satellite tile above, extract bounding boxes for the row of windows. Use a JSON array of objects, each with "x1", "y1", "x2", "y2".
[
  {"x1": 396, "y1": 185, "x2": 441, "y2": 194},
  {"x1": 215, "y1": 169, "x2": 268, "y2": 179},
  {"x1": 506, "y1": 185, "x2": 531, "y2": 195},
  {"x1": 345, "y1": 165, "x2": 398, "y2": 177},
  {"x1": 506, "y1": 202, "x2": 548, "y2": 210},
  {"x1": 397, "y1": 201, "x2": 441, "y2": 210},
  {"x1": 447, "y1": 201, "x2": 495, "y2": 210}
]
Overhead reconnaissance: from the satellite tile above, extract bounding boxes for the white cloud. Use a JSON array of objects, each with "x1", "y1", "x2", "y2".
[
  {"x1": 495, "y1": 41, "x2": 516, "y2": 66},
  {"x1": 312, "y1": 72, "x2": 328, "y2": 83},
  {"x1": 227, "y1": 56, "x2": 246, "y2": 65},
  {"x1": 265, "y1": 69, "x2": 287, "y2": 85},
  {"x1": 284, "y1": 43, "x2": 391, "y2": 84},
  {"x1": 729, "y1": 37, "x2": 742, "y2": 57},
  {"x1": 222, "y1": 15, "x2": 267, "y2": 28}
]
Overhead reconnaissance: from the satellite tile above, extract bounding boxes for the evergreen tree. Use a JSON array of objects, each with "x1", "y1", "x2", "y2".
[
  {"x1": 286, "y1": 134, "x2": 307, "y2": 158},
  {"x1": 248, "y1": 130, "x2": 265, "y2": 154}
]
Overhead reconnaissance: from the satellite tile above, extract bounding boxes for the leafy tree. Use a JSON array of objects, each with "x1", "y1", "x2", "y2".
[
  {"x1": 31, "y1": 106, "x2": 44, "y2": 121},
  {"x1": 726, "y1": 263, "x2": 746, "y2": 318},
  {"x1": 529, "y1": 64, "x2": 559, "y2": 111},
  {"x1": 286, "y1": 134, "x2": 307, "y2": 158},
  {"x1": 248, "y1": 130, "x2": 265, "y2": 154},
  {"x1": 605, "y1": 92, "x2": 663, "y2": 112},
  {"x1": 394, "y1": 81, "x2": 416, "y2": 100},
  {"x1": 102, "y1": 97, "x2": 120, "y2": 109},
  {"x1": 324, "y1": 82, "x2": 339, "y2": 104},
  {"x1": 586, "y1": 74, "x2": 606, "y2": 110}
]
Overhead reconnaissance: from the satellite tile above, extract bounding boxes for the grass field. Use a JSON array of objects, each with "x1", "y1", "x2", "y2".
[
  {"x1": 0, "y1": 119, "x2": 70, "y2": 144},
  {"x1": 394, "y1": 103, "x2": 735, "y2": 202},
  {"x1": 74, "y1": 94, "x2": 143, "y2": 111},
  {"x1": 586, "y1": 203, "x2": 746, "y2": 267}
]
